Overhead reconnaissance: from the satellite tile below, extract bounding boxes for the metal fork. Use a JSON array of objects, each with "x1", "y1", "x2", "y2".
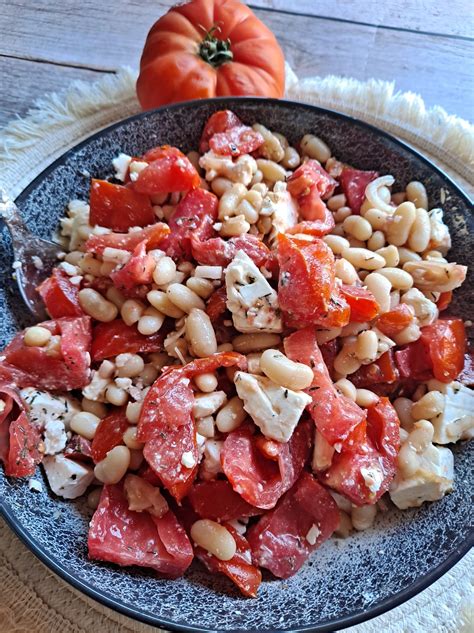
[{"x1": 1, "y1": 189, "x2": 63, "y2": 320}]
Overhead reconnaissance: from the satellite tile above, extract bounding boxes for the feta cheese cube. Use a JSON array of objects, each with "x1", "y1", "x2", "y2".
[
  {"x1": 225, "y1": 250, "x2": 282, "y2": 334},
  {"x1": 43, "y1": 419, "x2": 67, "y2": 455},
  {"x1": 112, "y1": 153, "x2": 132, "y2": 182},
  {"x1": 234, "y1": 371, "x2": 312, "y2": 442},
  {"x1": 261, "y1": 185, "x2": 298, "y2": 245},
  {"x1": 42, "y1": 455, "x2": 95, "y2": 499},
  {"x1": 200, "y1": 440, "x2": 224, "y2": 481},
  {"x1": 20, "y1": 388, "x2": 81, "y2": 430},
  {"x1": 431, "y1": 383, "x2": 474, "y2": 443},
  {"x1": 192, "y1": 391, "x2": 227, "y2": 419}
]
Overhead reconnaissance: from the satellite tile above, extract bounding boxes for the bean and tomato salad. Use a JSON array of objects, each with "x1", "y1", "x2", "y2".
[{"x1": 0, "y1": 111, "x2": 472, "y2": 596}]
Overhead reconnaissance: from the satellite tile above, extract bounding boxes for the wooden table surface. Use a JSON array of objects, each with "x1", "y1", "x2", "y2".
[{"x1": 0, "y1": 0, "x2": 473, "y2": 129}]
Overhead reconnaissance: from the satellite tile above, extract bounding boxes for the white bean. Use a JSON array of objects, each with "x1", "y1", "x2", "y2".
[
  {"x1": 215, "y1": 396, "x2": 247, "y2": 433},
  {"x1": 365, "y1": 175, "x2": 395, "y2": 213},
  {"x1": 367, "y1": 230, "x2": 385, "y2": 251},
  {"x1": 300, "y1": 134, "x2": 331, "y2": 162},
  {"x1": 335, "y1": 258, "x2": 359, "y2": 284},
  {"x1": 355, "y1": 389, "x2": 379, "y2": 408},
  {"x1": 377, "y1": 267, "x2": 413, "y2": 290},
  {"x1": 256, "y1": 159, "x2": 287, "y2": 182},
  {"x1": 153, "y1": 256, "x2": 176, "y2": 286},
  {"x1": 81, "y1": 398, "x2": 108, "y2": 418},
  {"x1": 343, "y1": 216, "x2": 373, "y2": 241},
  {"x1": 218, "y1": 183, "x2": 247, "y2": 219},
  {"x1": 397, "y1": 247, "x2": 422, "y2": 265},
  {"x1": 70, "y1": 412, "x2": 100, "y2": 440},
  {"x1": 260, "y1": 349, "x2": 314, "y2": 390},
  {"x1": 386, "y1": 202, "x2": 416, "y2": 246},
  {"x1": 121, "y1": 299, "x2": 145, "y2": 326},
  {"x1": 411, "y1": 391, "x2": 445, "y2": 420},
  {"x1": 190, "y1": 519, "x2": 236, "y2": 561},
  {"x1": 334, "y1": 343, "x2": 362, "y2": 376},
  {"x1": 147, "y1": 290, "x2": 185, "y2": 318},
  {"x1": 323, "y1": 235, "x2": 350, "y2": 255},
  {"x1": 355, "y1": 330, "x2": 379, "y2": 364},
  {"x1": 220, "y1": 215, "x2": 250, "y2": 237},
  {"x1": 253, "y1": 123, "x2": 285, "y2": 162},
  {"x1": 125, "y1": 400, "x2": 143, "y2": 425},
  {"x1": 327, "y1": 193, "x2": 347, "y2": 212},
  {"x1": 79, "y1": 289, "x2": 118, "y2": 322},
  {"x1": 105, "y1": 384, "x2": 128, "y2": 406},
  {"x1": 394, "y1": 397, "x2": 416, "y2": 431},
  {"x1": 352, "y1": 504, "x2": 377, "y2": 531},
  {"x1": 281, "y1": 146, "x2": 301, "y2": 169},
  {"x1": 334, "y1": 206, "x2": 352, "y2": 222},
  {"x1": 196, "y1": 416, "x2": 215, "y2": 438},
  {"x1": 24, "y1": 326, "x2": 51, "y2": 347},
  {"x1": 116, "y1": 353, "x2": 145, "y2": 378},
  {"x1": 137, "y1": 307, "x2": 165, "y2": 335},
  {"x1": 362, "y1": 207, "x2": 389, "y2": 230},
  {"x1": 406, "y1": 181, "x2": 428, "y2": 210},
  {"x1": 167, "y1": 284, "x2": 205, "y2": 313},
  {"x1": 186, "y1": 309, "x2": 217, "y2": 358},
  {"x1": 393, "y1": 322, "x2": 421, "y2": 345},
  {"x1": 341, "y1": 247, "x2": 385, "y2": 270},
  {"x1": 408, "y1": 208, "x2": 431, "y2": 252},
  {"x1": 376, "y1": 245, "x2": 399, "y2": 267},
  {"x1": 194, "y1": 373, "x2": 218, "y2": 393},
  {"x1": 123, "y1": 426, "x2": 144, "y2": 450},
  {"x1": 94, "y1": 446, "x2": 131, "y2": 485},
  {"x1": 232, "y1": 333, "x2": 281, "y2": 354},
  {"x1": 106, "y1": 286, "x2": 126, "y2": 309},
  {"x1": 211, "y1": 177, "x2": 233, "y2": 197},
  {"x1": 334, "y1": 378, "x2": 357, "y2": 401}
]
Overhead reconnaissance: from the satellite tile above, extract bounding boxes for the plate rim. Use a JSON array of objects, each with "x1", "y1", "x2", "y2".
[{"x1": 2, "y1": 95, "x2": 474, "y2": 633}]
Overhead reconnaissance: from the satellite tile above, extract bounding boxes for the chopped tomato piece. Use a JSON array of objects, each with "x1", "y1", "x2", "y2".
[
  {"x1": 287, "y1": 160, "x2": 337, "y2": 220},
  {"x1": 188, "y1": 480, "x2": 262, "y2": 522},
  {"x1": 421, "y1": 318, "x2": 465, "y2": 383},
  {"x1": 161, "y1": 188, "x2": 218, "y2": 260},
  {"x1": 89, "y1": 180, "x2": 155, "y2": 231},
  {"x1": 132, "y1": 146, "x2": 200, "y2": 195},
  {"x1": 340, "y1": 285, "x2": 380, "y2": 323},
  {"x1": 191, "y1": 233, "x2": 272, "y2": 269},
  {"x1": 91, "y1": 319, "x2": 165, "y2": 362},
  {"x1": 138, "y1": 352, "x2": 246, "y2": 442},
  {"x1": 210, "y1": 125, "x2": 264, "y2": 156},
  {"x1": 91, "y1": 410, "x2": 129, "y2": 463},
  {"x1": 395, "y1": 340, "x2": 433, "y2": 382},
  {"x1": 110, "y1": 240, "x2": 155, "y2": 291},
  {"x1": 309, "y1": 290, "x2": 350, "y2": 329},
  {"x1": 286, "y1": 208, "x2": 335, "y2": 237},
  {"x1": 199, "y1": 110, "x2": 242, "y2": 153},
  {"x1": 85, "y1": 223, "x2": 169, "y2": 256},
  {"x1": 37, "y1": 269, "x2": 83, "y2": 319},
  {"x1": 277, "y1": 234, "x2": 335, "y2": 327},
  {"x1": 196, "y1": 524, "x2": 262, "y2": 597},
  {"x1": 284, "y1": 328, "x2": 366, "y2": 447},
  {"x1": 88, "y1": 483, "x2": 193, "y2": 577},
  {"x1": 206, "y1": 286, "x2": 228, "y2": 322},
  {"x1": 221, "y1": 419, "x2": 312, "y2": 510},
  {"x1": 339, "y1": 167, "x2": 379, "y2": 214},
  {"x1": 376, "y1": 304, "x2": 414, "y2": 336},
  {"x1": 437, "y1": 291, "x2": 453, "y2": 312},
  {"x1": 351, "y1": 351, "x2": 399, "y2": 388},
  {"x1": 64, "y1": 434, "x2": 93, "y2": 462},
  {"x1": 143, "y1": 417, "x2": 198, "y2": 502},
  {"x1": 322, "y1": 397, "x2": 399, "y2": 506},
  {"x1": 0, "y1": 317, "x2": 91, "y2": 391},
  {"x1": 247, "y1": 472, "x2": 339, "y2": 579}
]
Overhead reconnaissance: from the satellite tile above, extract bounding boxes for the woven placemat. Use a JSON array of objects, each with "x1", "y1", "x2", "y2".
[{"x1": 0, "y1": 66, "x2": 472, "y2": 633}]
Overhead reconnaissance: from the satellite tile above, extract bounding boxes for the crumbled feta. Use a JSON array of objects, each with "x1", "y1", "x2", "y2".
[
  {"x1": 43, "y1": 419, "x2": 67, "y2": 455},
  {"x1": 361, "y1": 463, "x2": 384, "y2": 494},
  {"x1": 192, "y1": 391, "x2": 227, "y2": 419},
  {"x1": 199, "y1": 151, "x2": 257, "y2": 185},
  {"x1": 60, "y1": 199, "x2": 91, "y2": 251},
  {"x1": 20, "y1": 388, "x2": 81, "y2": 430},
  {"x1": 58, "y1": 261, "x2": 80, "y2": 276},
  {"x1": 305, "y1": 524, "x2": 321, "y2": 545},
  {"x1": 181, "y1": 451, "x2": 196, "y2": 468},
  {"x1": 128, "y1": 160, "x2": 149, "y2": 182},
  {"x1": 431, "y1": 383, "x2": 474, "y2": 444},
  {"x1": 112, "y1": 153, "x2": 132, "y2": 182},
  {"x1": 28, "y1": 479, "x2": 43, "y2": 493},
  {"x1": 234, "y1": 372, "x2": 312, "y2": 442},
  {"x1": 225, "y1": 250, "x2": 282, "y2": 334},
  {"x1": 42, "y1": 455, "x2": 95, "y2": 499},
  {"x1": 260, "y1": 183, "x2": 298, "y2": 245},
  {"x1": 194, "y1": 265, "x2": 223, "y2": 280},
  {"x1": 200, "y1": 440, "x2": 224, "y2": 480},
  {"x1": 401, "y1": 288, "x2": 438, "y2": 327},
  {"x1": 31, "y1": 256, "x2": 43, "y2": 270},
  {"x1": 82, "y1": 371, "x2": 111, "y2": 402},
  {"x1": 389, "y1": 421, "x2": 454, "y2": 509},
  {"x1": 428, "y1": 208, "x2": 451, "y2": 255}
]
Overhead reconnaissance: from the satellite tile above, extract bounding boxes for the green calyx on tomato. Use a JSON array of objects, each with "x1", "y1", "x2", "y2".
[{"x1": 199, "y1": 25, "x2": 233, "y2": 67}]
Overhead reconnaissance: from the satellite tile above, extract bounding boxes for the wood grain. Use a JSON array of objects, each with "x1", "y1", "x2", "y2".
[
  {"x1": 251, "y1": 1, "x2": 474, "y2": 38},
  {"x1": 0, "y1": 0, "x2": 472, "y2": 129}
]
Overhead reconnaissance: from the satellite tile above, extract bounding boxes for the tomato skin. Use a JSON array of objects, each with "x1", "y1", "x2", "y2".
[
  {"x1": 64, "y1": 434, "x2": 93, "y2": 462},
  {"x1": 421, "y1": 318, "x2": 466, "y2": 382},
  {"x1": 89, "y1": 179, "x2": 155, "y2": 231},
  {"x1": 191, "y1": 233, "x2": 272, "y2": 269},
  {"x1": 221, "y1": 419, "x2": 312, "y2": 510},
  {"x1": 85, "y1": 222, "x2": 170, "y2": 256},
  {"x1": 91, "y1": 319, "x2": 165, "y2": 362},
  {"x1": 285, "y1": 208, "x2": 335, "y2": 237},
  {"x1": 37, "y1": 269, "x2": 84, "y2": 319},
  {"x1": 110, "y1": 240, "x2": 155, "y2": 291},
  {"x1": 339, "y1": 167, "x2": 379, "y2": 214},
  {"x1": 196, "y1": 524, "x2": 262, "y2": 597},
  {"x1": 351, "y1": 351, "x2": 399, "y2": 388},
  {"x1": 210, "y1": 125, "x2": 264, "y2": 156},
  {"x1": 247, "y1": 472, "x2": 339, "y2": 579},
  {"x1": 376, "y1": 304, "x2": 414, "y2": 337},
  {"x1": 188, "y1": 480, "x2": 262, "y2": 522},
  {"x1": 200, "y1": 110, "x2": 242, "y2": 153},
  {"x1": 136, "y1": 1, "x2": 285, "y2": 110},
  {"x1": 91, "y1": 410, "x2": 129, "y2": 463},
  {"x1": 284, "y1": 328, "x2": 366, "y2": 447},
  {"x1": 132, "y1": 146, "x2": 200, "y2": 195},
  {"x1": 1, "y1": 317, "x2": 91, "y2": 391},
  {"x1": 88, "y1": 483, "x2": 193, "y2": 577},
  {"x1": 277, "y1": 234, "x2": 335, "y2": 327},
  {"x1": 206, "y1": 286, "x2": 228, "y2": 322},
  {"x1": 437, "y1": 291, "x2": 453, "y2": 312},
  {"x1": 366, "y1": 397, "x2": 400, "y2": 460},
  {"x1": 287, "y1": 160, "x2": 336, "y2": 221},
  {"x1": 162, "y1": 188, "x2": 218, "y2": 260},
  {"x1": 395, "y1": 340, "x2": 433, "y2": 382},
  {"x1": 340, "y1": 285, "x2": 380, "y2": 323}
]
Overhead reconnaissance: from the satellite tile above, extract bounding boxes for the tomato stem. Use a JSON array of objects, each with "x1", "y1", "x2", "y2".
[{"x1": 199, "y1": 25, "x2": 233, "y2": 68}]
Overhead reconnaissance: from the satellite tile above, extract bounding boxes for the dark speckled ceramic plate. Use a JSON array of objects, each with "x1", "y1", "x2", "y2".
[{"x1": 0, "y1": 98, "x2": 473, "y2": 633}]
